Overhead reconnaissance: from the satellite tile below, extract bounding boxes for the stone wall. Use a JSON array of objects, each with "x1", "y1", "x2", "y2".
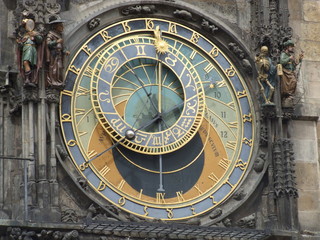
[{"x1": 288, "y1": 0, "x2": 320, "y2": 236}]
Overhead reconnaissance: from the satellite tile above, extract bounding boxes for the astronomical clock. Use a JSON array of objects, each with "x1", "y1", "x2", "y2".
[{"x1": 60, "y1": 5, "x2": 260, "y2": 224}]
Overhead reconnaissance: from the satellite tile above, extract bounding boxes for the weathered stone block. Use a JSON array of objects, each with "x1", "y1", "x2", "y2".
[
  {"x1": 290, "y1": 120, "x2": 317, "y2": 140},
  {"x1": 298, "y1": 211, "x2": 320, "y2": 232},
  {"x1": 298, "y1": 190, "x2": 320, "y2": 211},
  {"x1": 291, "y1": 139, "x2": 318, "y2": 162},
  {"x1": 301, "y1": 23, "x2": 320, "y2": 41},
  {"x1": 300, "y1": 41, "x2": 320, "y2": 62},
  {"x1": 301, "y1": 61, "x2": 320, "y2": 83},
  {"x1": 288, "y1": 0, "x2": 303, "y2": 21},
  {"x1": 307, "y1": 81, "x2": 320, "y2": 99},
  {"x1": 303, "y1": 0, "x2": 320, "y2": 22},
  {"x1": 295, "y1": 162, "x2": 320, "y2": 191}
]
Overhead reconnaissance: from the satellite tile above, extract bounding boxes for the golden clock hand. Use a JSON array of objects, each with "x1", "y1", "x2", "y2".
[{"x1": 124, "y1": 63, "x2": 159, "y2": 116}]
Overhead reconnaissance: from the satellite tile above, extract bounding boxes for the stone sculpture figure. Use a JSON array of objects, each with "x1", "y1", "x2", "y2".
[
  {"x1": 255, "y1": 46, "x2": 276, "y2": 104},
  {"x1": 16, "y1": 18, "x2": 43, "y2": 87},
  {"x1": 279, "y1": 40, "x2": 303, "y2": 104},
  {"x1": 46, "y1": 19, "x2": 69, "y2": 89}
]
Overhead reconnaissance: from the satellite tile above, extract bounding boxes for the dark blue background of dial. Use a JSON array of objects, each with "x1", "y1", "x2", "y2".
[{"x1": 113, "y1": 133, "x2": 204, "y2": 198}]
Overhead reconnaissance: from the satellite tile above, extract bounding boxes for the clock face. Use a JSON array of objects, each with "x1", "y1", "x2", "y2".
[{"x1": 60, "y1": 18, "x2": 255, "y2": 220}]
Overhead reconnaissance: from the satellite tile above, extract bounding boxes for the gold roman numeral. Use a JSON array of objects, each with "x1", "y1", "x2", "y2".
[
  {"x1": 156, "y1": 192, "x2": 166, "y2": 203},
  {"x1": 226, "y1": 141, "x2": 236, "y2": 150},
  {"x1": 99, "y1": 165, "x2": 110, "y2": 176},
  {"x1": 219, "y1": 158, "x2": 231, "y2": 170},
  {"x1": 176, "y1": 191, "x2": 185, "y2": 202}
]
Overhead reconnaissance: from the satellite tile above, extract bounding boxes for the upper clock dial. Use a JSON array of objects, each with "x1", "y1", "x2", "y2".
[
  {"x1": 60, "y1": 18, "x2": 255, "y2": 220},
  {"x1": 91, "y1": 35, "x2": 205, "y2": 155}
]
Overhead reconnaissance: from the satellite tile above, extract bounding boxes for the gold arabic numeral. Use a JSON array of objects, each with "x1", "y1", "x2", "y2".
[
  {"x1": 186, "y1": 73, "x2": 196, "y2": 91},
  {"x1": 164, "y1": 54, "x2": 177, "y2": 67},
  {"x1": 97, "y1": 181, "x2": 107, "y2": 191},
  {"x1": 209, "y1": 196, "x2": 218, "y2": 205},
  {"x1": 138, "y1": 189, "x2": 143, "y2": 200},
  {"x1": 98, "y1": 90, "x2": 110, "y2": 103},
  {"x1": 235, "y1": 159, "x2": 247, "y2": 171},
  {"x1": 190, "y1": 206, "x2": 196, "y2": 215},
  {"x1": 190, "y1": 32, "x2": 200, "y2": 43},
  {"x1": 208, "y1": 172, "x2": 219, "y2": 185},
  {"x1": 82, "y1": 45, "x2": 91, "y2": 55},
  {"x1": 204, "y1": 63, "x2": 214, "y2": 73},
  {"x1": 119, "y1": 197, "x2": 126, "y2": 206},
  {"x1": 110, "y1": 118, "x2": 126, "y2": 133},
  {"x1": 69, "y1": 65, "x2": 80, "y2": 74},
  {"x1": 87, "y1": 150, "x2": 98, "y2": 159},
  {"x1": 166, "y1": 209, "x2": 174, "y2": 219},
  {"x1": 117, "y1": 180, "x2": 126, "y2": 190},
  {"x1": 75, "y1": 108, "x2": 86, "y2": 116},
  {"x1": 104, "y1": 57, "x2": 119, "y2": 73},
  {"x1": 242, "y1": 137, "x2": 253, "y2": 146},
  {"x1": 76, "y1": 86, "x2": 90, "y2": 96},
  {"x1": 101, "y1": 30, "x2": 112, "y2": 42},
  {"x1": 168, "y1": 22, "x2": 177, "y2": 33},
  {"x1": 237, "y1": 90, "x2": 247, "y2": 99},
  {"x1": 61, "y1": 113, "x2": 72, "y2": 122},
  {"x1": 67, "y1": 139, "x2": 77, "y2": 147},
  {"x1": 193, "y1": 184, "x2": 203, "y2": 196},
  {"x1": 225, "y1": 67, "x2": 235, "y2": 77},
  {"x1": 219, "y1": 158, "x2": 231, "y2": 170},
  {"x1": 99, "y1": 165, "x2": 110, "y2": 177},
  {"x1": 122, "y1": 21, "x2": 131, "y2": 32},
  {"x1": 156, "y1": 192, "x2": 166, "y2": 204},
  {"x1": 79, "y1": 162, "x2": 89, "y2": 171},
  {"x1": 176, "y1": 191, "x2": 185, "y2": 203},
  {"x1": 61, "y1": 89, "x2": 73, "y2": 97},
  {"x1": 226, "y1": 141, "x2": 236, "y2": 151},
  {"x1": 135, "y1": 45, "x2": 146, "y2": 56},
  {"x1": 228, "y1": 121, "x2": 238, "y2": 128},
  {"x1": 209, "y1": 47, "x2": 219, "y2": 57},
  {"x1": 144, "y1": 206, "x2": 149, "y2": 216},
  {"x1": 243, "y1": 113, "x2": 252, "y2": 123},
  {"x1": 146, "y1": 19, "x2": 155, "y2": 29}
]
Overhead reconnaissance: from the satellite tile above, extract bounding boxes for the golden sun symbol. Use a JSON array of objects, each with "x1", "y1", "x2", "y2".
[{"x1": 154, "y1": 39, "x2": 169, "y2": 54}]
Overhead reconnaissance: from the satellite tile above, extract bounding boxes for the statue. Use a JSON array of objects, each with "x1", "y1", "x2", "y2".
[
  {"x1": 16, "y1": 18, "x2": 43, "y2": 87},
  {"x1": 255, "y1": 46, "x2": 276, "y2": 104},
  {"x1": 46, "y1": 19, "x2": 69, "y2": 89},
  {"x1": 279, "y1": 40, "x2": 304, "y2": 104}
]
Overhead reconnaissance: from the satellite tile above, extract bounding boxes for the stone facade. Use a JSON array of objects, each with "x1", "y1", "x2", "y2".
[{"x1": 0, "y1": 0, "x2": 319, "y2": 239}]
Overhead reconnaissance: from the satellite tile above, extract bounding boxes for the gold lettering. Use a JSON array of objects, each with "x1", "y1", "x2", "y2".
[
  {"x1": 176, "y1": 191, "x2": 185, "y2": 202},
  {"x1": 185, "y1": 73, "x2": 196, "y2": 91},
  {"x1": 61, "y1": 114, "x2": 72, "y2": 122},
  {"x1": 242, "y1": 137, "x2": 253, "y2": 146},
  {"x1": 117, "y1": 180, "x2": 126, "y2": 190},
  {"x1": 190, "y1": 50, "x2": 196, "y2": 60},
  {"x1": 235, "y1": 159, "x2": 247, "y2": 171},
  {"x1": 138, "y1": 189, "x2": 143, "y2": 199},
  {"x1": 168, "y1": 22, "x2": 177, "y2": 33},
  {"x1": 226, "y1": 141, "x2": 236, "y2": 150},
  {"x1": 136, "y1": 45, "x2": 146, "y2": 56},
  {"x1": 216, "y1": 80, "x2": 226, "y2": 88},
  {"x1": 98, "y1": 90, "x2": 111, "y2": 103},
  {"x1": 219, "y1": 158, "x2": 231, "y2": 170},
  {"x1": 204, "y1": 63, "x2": 214, "y2": 73},
  {"x1": 111, "y1": 118, "x2": 126, "y2": 133},
  {"x1": 67, "y1": 139, "x2": 77, "y2": 146},
  {"x1": 119, "y1": 196, "x2": 126, "y2": 206},
  {"x1": 146, "y1": 19, "x2": 154, "y2": 29},
  {"x1": 167, "y1": 209, "x2": 174, "y2": 219},
  {"x1": 208, "y1": 172, "x2": 219, "y2": 184},
  {"x1": 228, "y1": 121, "x2": 238, "y2": 128},
  {"x1": 152, "y1": 135, "x2": 162, "y2": 146},
  {"x1": 76, "y1": 86, "x2": 90, "y2": 96},
  {"x1": 75, "y1": 108, "x2": 86, "y2": 116},
  {"x1": 237, "y1": 90, "x2": 247, "y2": 98},
  {"x1": 164, "y1": 54, "x2": 177, "y2": 67},
  {"x1": 99, "y1": 165, "x2": 110, "y2": 176},
  {"x1": 190, "y1": 206, "x2": 196, "y2": 215},
  {"x1": 122, "y1": 21, "x2": 131, "y2": 32},
  {"x1": 104, "y1": 57, "x2": 119, "y2": 73},
  {"x1": 194, "y1": 184, "x2": 202, "y2": 195},
  {"x1": 209, "y1": 47, "x2": 219, "y2": 57},
  {"x1": 97, "y1": 181, "x2": 106, "y2": 191},
  {"x1": 87, "y1": 150, "x2": 98, "y2": 159},
  {"x1": 225, "y1": 67, "x2": 235, "y2": 77},
  {"x1": 61, "y1": 89, "x2": 73, "y2": 96},
  {"x1": 190, "y1": 32, "x2": 200, "y2": 43},
  {"x1": 243, "y1": 113, "x2": 252, "y2": 123},
  {"x1": 101, "y1": 30, "x2": 112, "y2": 42},
  {"x1": 144, "y1": 206, "x2": 149, "y2": 216},
  {"x1": 82, "y1": 45, "x2": 91, "y2": 55},
  {"x1": 209, "y1": 196, "x2": 218, "y2": 205},
  {"x1": 79, "y1": 162, "x2": 89, "y2": 171},
  {"x1": 69, "y1": 65, "x2": 80, "y2": 74},
  {"x1": 156, "y1": 192, "x2": 166, "y2": 203}
]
